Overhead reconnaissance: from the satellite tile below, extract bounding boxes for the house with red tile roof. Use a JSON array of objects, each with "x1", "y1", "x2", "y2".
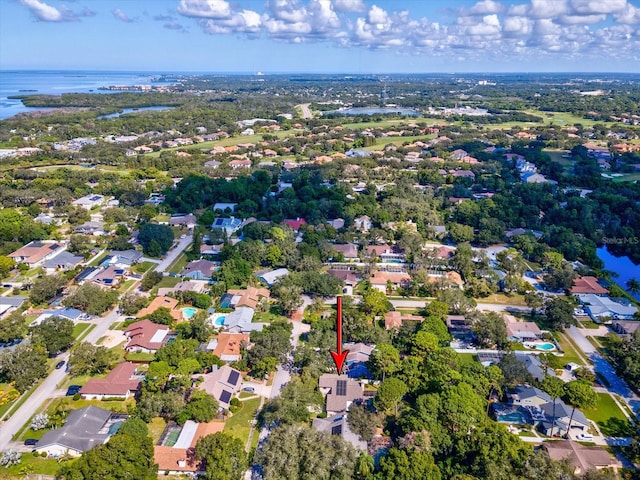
[
  {"x1": 283, "y1": 217, "x2": 307, "y2": 232},
  {"x1": 136, "y1": 296, "x2": 181, "y2": 320},
  {"x1": 210, "y1": 332, "x2": 250, "y2": 362},
  {"x1": 369, "y1": 271, "x2": 411, "y2": 293},
  {"x1": 570, "y1": 276, "x2": 609, "y2": 296},
  {"x1": 225, "y1": 287, "x2": 270, "y2": 309},
  {"x1": 79, "y1": 362, "x2": 142, "y2": 400},
  {"x1": 384, "y1": 311, "x2": 424, "y2": 329},
  {"x1": 124, "y1": 319, "x2": 171, "y2": 353}
]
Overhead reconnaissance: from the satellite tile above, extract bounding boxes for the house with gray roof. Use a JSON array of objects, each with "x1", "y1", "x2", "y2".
[
  {"x1": 223, "y1": 307, "x2": 265, "y2": 333},
  {"x1": 257, "y1": 268, "x2": 289, "y2": 286},
  {"x1": 313, "y1": 412, "x2": 367, "y2": 451},
  {"x1": 106, "y1": 250, "x2": 142, "y2": 267},
  {"x1": 578, "y1": 294, "x2": 637, "y2": 320},
  {"x1": 0, "y1": 296, "x2": 27, "y2": 317},
  {"x1": 43, "y1": 251, "x2": 84, "y2": 273},
  {"x1": 35, "y1": 406, "x2": 125, "y2": 457}
]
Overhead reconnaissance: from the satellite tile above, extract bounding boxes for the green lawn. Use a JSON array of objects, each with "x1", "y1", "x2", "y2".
[
  {"x1": 88, "y1": 253, "x2": 108, "y2": 267},
  {"x1": 148, "y1": 417, "x2": 167, "y2": 444},
  {"x1": 224, "y1": 397, "x2": 261, "y2": 450},
  {"x1": 125, "y1": 351, "x2": 155, "y2": 362},
  {"x1": 133, "y1": 261, "x2": 155, "y2": 274},
  {"x1": 582, "y1": 393, "x2": 634, "y2": 437},
  {"x1": 154, "y1": 276, "x2": 181, "y2": 290},
  {"x1": 72, "y1": 322, "x2": 94, "y2": 340},
  {"x1": 553, "y1": 332, "x2": 587, "y2": 366},
  {"x1": 611, "y1": 172, "x2": 640, "y2": 183},
  {"x1": 457, "y1": 353, "x2": 477, "y2": 367},
  {"x1": 167, "y1": 253, "x2": 188, "y2": 275},
  {"x1": 0, "y1": 454, "x2": 71, "y2": 477}
]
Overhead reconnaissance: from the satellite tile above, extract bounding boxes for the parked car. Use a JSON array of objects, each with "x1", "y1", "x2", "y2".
[
  {"x1": 24, "y1": 439, "x2": 38, "y2": 446},
  {"x1": 242, "y1": 386, "x2": 256, "y2": 393},
  {"x1": 66, "y1": 385, "x2": 81, "y2": 396},
  {"x1": 576, "y1": 433, "x2": 594, "y2": 441},
  {"x1": 55, "y1": 360, "x2": 65, "y2": 369}
]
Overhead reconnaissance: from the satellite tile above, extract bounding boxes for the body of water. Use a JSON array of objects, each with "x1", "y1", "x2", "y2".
[
  {"x1": 596, "y1": 246, "x2": 640, "y2": 301},
  {"x1": 324, "y1": 106, "x2": 420, "y2": 116},
  {"x1": 97, "y1": 106, "x2": 174, "y2": 119},
  {"x1": 0, "y1": 70, "x2": 177, "y2": 120}
]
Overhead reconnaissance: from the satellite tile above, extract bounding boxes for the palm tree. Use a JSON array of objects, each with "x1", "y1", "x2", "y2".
[
  {"x1": 563, "y1": 380, "x2": 597, "y2": 438},
  {"x1": 540, "y1": 376, "x2": 564, "y2": 437},
  {"x1": 626, "y1": 278, "x2": 640, "y2": 295}
]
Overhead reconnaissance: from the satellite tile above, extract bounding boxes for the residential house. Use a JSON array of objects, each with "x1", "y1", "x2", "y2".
[
  {"x1": 180, "y1": 259, "x2": 218, "y2": 280},
  {"x1": 74, "y1": 221, "x2": 106, "y2": 236},
  {"x1": 169, "y1": 214, "x2": 197, "y2": 229},
  {"x1": 35, "y1": 406, "x2": 124, "y2": 457},
  {"x1": 72, "y1": 194, "x2": 105, "y2": 210},
  {"x1": 124, "y1": 319, "x2": 171, "y2": 353},
  {"x1": 42, "y1": 251, "x2": 84, "y2": 273},
  {"x1": 211, "y1": 217, "x2": 243, "y2": 236},
  {"x1": 223, "y1": 287, "x2": 270, "y2": 310},
  {"x1": 611, "y1": 320, "x2": 640, "y2": 336},
  {"x1": 318, "y1": 374, "x2": 367, "y2": 415},
  {"x1": 570, "y1": 276, "x2": 609, "y2": 296},
  {"x1": 343, "y1": 343, "x2": 374, "y2": 379},
  {"x1": 514, "y1": 352, "x2": 555, "y2": 382},
  {"x1": 0, "y1": 296, "x2": 27, "y2": 318},
  {"x1": 223, "y1": 307, "x2": 265, "y2": 333},
  {"x1": 9, "y1": 241, "x2": 66, "y2": 267},
  {"x1": 283, "y1": 218, "x2": 307, "y2": 232},
  {"x1": 384, "y1": 311, "x2": 424, "y2": 330},
  {"x1": 257, "y1": 268, "x2": 290, "y2": 286},
  {"x1": 92, "y1": 265, "x2": 126, "y2": 288},
  {"x1": 369, "y1": 271, "x2": 411, "y2": 293},
  {"x1": 79, "y1": 362, "x2": 142, "y2": 400},
  {"x1": 136, "y1": 296, "x2": 181, "y2": 320},
  {"x1": 197, "y1": 365, "x2": 243, "y2": 409},
  {"x1": 312, "y1": 412, "x2": 367, "y2": 451},
  {"x1": 354, "y1": 215, "x2": 372, "y2": 233},
  {"x1": 207, "y1": 333, "x2": 249, "y2": 362},
  {"x1": 577, "y1": 294, "x2": 638, "y2": 320},
  {"x1": 157, "y1": 280, "x2": 208, "y2": 297},
  {"x1": 331, "y1": 243, "x2": 359, "y2": 261},
  {"x1": 153, "y1": 447, "x2": 201, "y2": 476},
  {"x1": 366, "y1": 245, "x2": 405, "y2": 263},
  {"x1": 105, "y1": 250, "x2": 143, "y2": 268},
  {"x1": 229, "y1": 158, "x2": 252, "y2": 169},
  {"x1": 200, "y1": 243, "x2": 224, "y2": 256},
  {"x1": 504, "y1": 315, "x2": 543, "y2": 342},
  {"x1": 542, "y1": 441, "x2": 617, "y2": 476}
]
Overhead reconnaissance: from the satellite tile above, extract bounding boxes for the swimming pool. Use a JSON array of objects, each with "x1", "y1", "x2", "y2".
[
  {"x1": 525, "y1": 342, "x2": 556, "y2": 351},
  {"x1": 182, "y1": 307, "x2": 197, "y2": 320},
  {"x1": 497, "y1": 411, "x2": 527, "y2": 424},
  {"x1": 214, "y1": 315, "x2": 226, "y2": 327}
]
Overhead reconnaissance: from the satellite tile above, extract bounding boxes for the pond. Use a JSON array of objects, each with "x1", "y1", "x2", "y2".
[{"x1": 596, "y1": 247, "x2": 640, "y2": 301}]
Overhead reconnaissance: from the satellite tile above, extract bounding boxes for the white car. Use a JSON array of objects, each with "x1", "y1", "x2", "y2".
[{"x1": 576, "y1": 433, "x2": 594, "y2": 441}]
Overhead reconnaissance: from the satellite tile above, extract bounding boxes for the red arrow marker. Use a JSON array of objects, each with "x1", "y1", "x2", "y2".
[{"x1": 330, "y1": 296, "x2": 349, "y2": 375}]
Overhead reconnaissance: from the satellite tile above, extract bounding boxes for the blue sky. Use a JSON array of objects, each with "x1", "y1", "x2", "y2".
[{"x1": 1, "y1": 0, "x2": 639, "y2": 73}]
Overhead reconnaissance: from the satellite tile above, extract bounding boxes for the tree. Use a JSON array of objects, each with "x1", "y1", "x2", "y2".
[
  {"x1": 626, "y1": 278, "x2": 640, "y2": 295},
  {"x1": 29, "y1": 274, "x2": 66, "y2": 305},
  {"x1": 374, "y1": 377, "x2": 408, "y2": 415},
  {"x1": 30, "y1": 413, "x2": 49, "y2": 431},
  {"x1": 57, "y1": 418, "x2": 157, "y2": 480},
  {"x1": 0, "y1": 311, "x2": 27, "y2": 343},
  {"x1": 436, "y1": 289, "x2": 477, "y2": 315},
  {"x1": 254, "y1": 424, "x2": 357, "y2": 480},
  {"x1": 138, "y1": 223, "x2": 174, "y2": 256},
  {"x1": 525, "y1": 292, "x2": 545, "y2": 315},
  {"x1": 376, "y1": 447, "x2": 441, "y2": 480},
  {"x1": 194, "y1": 432, "x2": 247, "y2": 480},
  {"x1": 499, "y1": 352, "x2": 533, "y2": 387},
  {"x1": 0, "y1": 343, "x2": 48, "y2": 392},
  {"x1": 31, "y1": 316, "x2": 74, "y2": 355},
  {"x1": 0, "y1": 449, "x2": 21, "y2": 467},
  {"x1": 0, "y1": 255, "x2": 15, "y2": 277},
  {"x1": 119, "y1": 292, "x2": 148, "y2": 316},
  {"x1": 543, "y1": 264, "x2": 577, "y2": 291},
  {"x1": 473, "y1": 312, "x2": 508, "y2": 349},
  {"x1": 143, "y1": 307, "x2": 175, "y2": 325},
  {"x1": 141, "y1": 270, "x2": 163, "y2": 291},
  {"x1": 540, "y1": 376, "x2": 566, "y2": 437},
  {"x1": 367, "y1": 343, "x2": 400, "y2": 381},
  {"x1": 347, "y1": 401, "x2": 381, "y2": 442},
  {"x1": 361, "y1": 288, "x2": 392, "y2": 316},
  {"x1": 545, "y1": 297, "x2": 576, "y2": 331},
  {"x1": 69, "y1": 342, "x2": 116, "y2": 376},
  {"x1": 563, "y1": 380, "x2": 597, "y2": 437},
  {"x1": 177, "y1": 391, "x2": 219, "y2": 424},
  {"x1": 63, "y1": 283, "x2": 119, "y2": 316},
  {"x1": 271, "y1": 281, "x2": 303, "y2": 316}
]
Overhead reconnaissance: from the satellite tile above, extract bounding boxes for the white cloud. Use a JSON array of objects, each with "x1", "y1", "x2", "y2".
[
  {"x1": 569, "y1": 0, "x2": 627, "y2": 15},
  {"x1": 333, "y1": 0, "x2": 365, "y2": 13},
  {"x1": 528, "y1": 0, "x2": 569, "y2": 18},
  {"x1": 112, "y1": 8, "x2": 133, "y2": 23},
  {"x1": 177, "y1": 0, "x2": 232, "y2": 19},
  {"x1": 200, "y1": 10, "x2": 262, "y2": 34},
  {"x1": 19, "y1": 0, "x2": 69, "y2": 21},
  {"x1": 558, "y1": 13, "x2": 606, "y2": 24},
  {"x1": 613, "y1": 3, "x2": 640, "y2": 23},
  {"x1": 503, "y1": 15, "x2": 534, "y2": 35},
  {"x1": 466, "y1": 0, "x2": 505, "y2": 15}
]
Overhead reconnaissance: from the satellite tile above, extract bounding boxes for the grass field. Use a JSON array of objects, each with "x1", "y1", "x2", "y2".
[
  {"x1": 154, "y1": 276, "x2": 181, "y2": 290},
  {"x1": 223, "y1": 397, "x2": 261, "y2": 450},
  {"x1": 582, "y1": 393, "x2": 633, "y2": 437},
  {"x1": 167, "y1": 253, "x2": 188, "y2": 275},
  {"x1": 611, "y1": 172, "x2": 640, "y2": 183},
  {"x1": 0, "y1": 454, "x2": 70, "y2": 477},
  {"x1": 148, "y1": 417, "x2": 167, "y2": 444},
  {"x1": 72, "y1": 322, "x2": 94, "y2": 340},
  {"x1": 553, "y1": 332, "x2": 587, "y2": 366}
]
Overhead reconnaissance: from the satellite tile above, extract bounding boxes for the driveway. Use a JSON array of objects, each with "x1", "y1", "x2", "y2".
[{"x1": 155, "y1": 235, "x2": 192, "y2": 273}]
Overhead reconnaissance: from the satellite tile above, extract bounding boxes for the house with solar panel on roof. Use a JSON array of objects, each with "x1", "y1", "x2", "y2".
[{"x1": 197, "y1": 365, "x2": 243, "y2": 410}]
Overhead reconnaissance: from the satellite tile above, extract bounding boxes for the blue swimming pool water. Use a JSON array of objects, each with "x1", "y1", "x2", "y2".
[
  {"x1": 182, "y1": 307, "x2": 197, "y2": 319},
  {"x1": 534, "y1": 342, "x2": 555, "y2": 351},
  {"x1": 214, "y1": 316, "x2": 226, "y2": 326},
  {"x1": 497, "y1": 412, "x2": 527, "y2": 424}
]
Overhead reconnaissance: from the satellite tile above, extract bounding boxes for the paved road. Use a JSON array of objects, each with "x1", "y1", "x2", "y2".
[
  {"x1": 388, "y1": 298, "x2": 531, "y2": 314},
  {"x1": 298, "y1": 103, "x2": 312, "y2": 119},
  {"x1": 0, "y1": 307, "x2": 123, "y2": 451},
  {"x1": 567, "y1": 326, "x2": 640, "y2": 417},
  {"x1": 155, "y1": 235, "x2": 192, "y2": 273}
]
